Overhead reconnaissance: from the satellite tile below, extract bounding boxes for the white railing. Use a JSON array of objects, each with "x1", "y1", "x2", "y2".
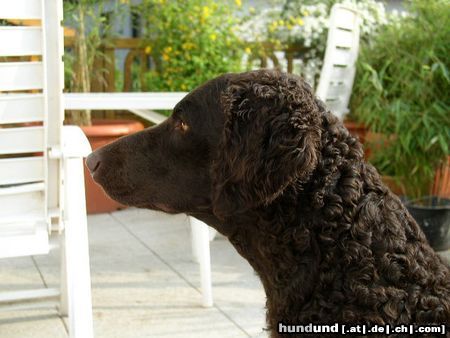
[{"x1": 63, "y1": 92, "x2": 188, "y2": 124}]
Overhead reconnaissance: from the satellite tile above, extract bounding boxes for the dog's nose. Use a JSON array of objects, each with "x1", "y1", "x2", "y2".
[{"x1": 86, "y1": 151, "x2": 101, "y2": 173}]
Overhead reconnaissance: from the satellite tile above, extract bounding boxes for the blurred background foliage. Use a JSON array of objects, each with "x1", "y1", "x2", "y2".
[
  {"x1": 350, "y1": 0, "x2": 450, "y2": 197},
  {"x1": 62, "y1": 0, "x2": 449, "y2": 197},
  {"x1": 139, "y1": 0, "x2": 244, "y2": 91}
]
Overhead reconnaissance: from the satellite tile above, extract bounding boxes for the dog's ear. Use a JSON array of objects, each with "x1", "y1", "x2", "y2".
[{"x1": 212, "y1": 70, "x2": 322, "y2": 219}]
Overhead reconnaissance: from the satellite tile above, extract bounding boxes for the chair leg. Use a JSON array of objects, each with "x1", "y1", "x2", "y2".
[
  {"x1": 190, "y1": 217, "x2": 200, "y2": 264},
  {"x1": 63, "y1": 157, "x2": 94, "y2": 338},
  {"x1": 189, "y1": 217, "x2": 213, "y2": 307},
  {"x1": 59, "y1": 233, "x2": 68, "y2": 316}
]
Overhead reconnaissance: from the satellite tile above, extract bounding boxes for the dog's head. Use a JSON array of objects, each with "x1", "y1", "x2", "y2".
[{"x1": 86, "y1": 70, "x2": 322, "y2": 221}]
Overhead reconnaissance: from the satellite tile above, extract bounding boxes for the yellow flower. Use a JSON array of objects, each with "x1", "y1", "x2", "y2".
[
  {"x1": 181, "y1": 84, "x2": 187, "y2": 90},
  {"x1": 249, "y1": 6, "x2": 255, "y2": 14},
  {"x1": 269, "y1": 21, "x2": 278, "y2": 32},
  {"x1": 144, "y1": 46, "x2": 152, "y2": 54},
  {"x1": 182, "y1": 42, "x2": 196, "y2": 50},
  {"x1": 244, "y1": 47, "x2": 251, "y2": 54},
  {"x1": 302, "y1": 10, "x2": 309, "y2": 16},
  {"x1": 163, "y1": 46, "x2": 173, "y2": 54},
  {"x1": 278, "y1": 20, "x2": 285, "y2": 26},
  {"x1": 162, "y1": 53, "x2": 170, "y2": 61},
  {"x1": 235, "y1": 0, "x2": 242, "y2": 7},
  {"x1": 297, "y1": 18, "x2": 304, "y2": 26},
  {"x1": 202, "y1": 6, "x2": 211, "y2": 19},
  {"x1": 209, "y1": 33, "x2": 217, "y2": 41},
  {"x1": 287, "y1": 24, "x2": 293, "y2": 30}
]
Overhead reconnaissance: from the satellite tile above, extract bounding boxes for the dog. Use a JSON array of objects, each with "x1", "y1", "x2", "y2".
[{"x1": 86, "y1": 70, "x2": 450, "y2": 337}]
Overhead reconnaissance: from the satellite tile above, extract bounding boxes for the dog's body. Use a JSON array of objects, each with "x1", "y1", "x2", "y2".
[{"x1": 86, "y1": 70, "x2": 450, "y2": 337}]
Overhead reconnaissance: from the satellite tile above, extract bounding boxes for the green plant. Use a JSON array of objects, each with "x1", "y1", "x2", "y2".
[
  {"x1": 139, "y1": 0, "x2": 244, "y2": 94},
  {"x1": 351, "y1": 0, "x2": 450, "y2": 198}
]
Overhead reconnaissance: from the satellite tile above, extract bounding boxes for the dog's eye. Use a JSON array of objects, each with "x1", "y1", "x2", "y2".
[{"x1": 174, "y1": 119, "x2": 189, "y2": 132}]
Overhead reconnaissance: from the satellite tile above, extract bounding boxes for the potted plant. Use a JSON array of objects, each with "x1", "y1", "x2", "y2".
[
  {"x1": 64, "y1": 0, "x2": 144, "y2": 213},
  {"x1": 351, "y1": 0, "x2": 450, "y2": 250}
]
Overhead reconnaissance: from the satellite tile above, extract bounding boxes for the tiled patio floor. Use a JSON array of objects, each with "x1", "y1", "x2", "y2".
[
  {"x1": 0, "y1": 209, "x2": 267, "y2": 338},
  {"x1": 1, "y1": 209, "x2": 449, "y2": 338}
]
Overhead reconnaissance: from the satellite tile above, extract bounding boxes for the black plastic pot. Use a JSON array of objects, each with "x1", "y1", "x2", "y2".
[{"x1": 405, "y1": 196, "x2": 450, "y2": 251}]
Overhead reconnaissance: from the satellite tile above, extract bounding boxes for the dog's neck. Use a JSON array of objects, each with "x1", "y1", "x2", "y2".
[
  {"x1": 191, "y1": 204, "x2": 323, "y2": 332},
  {"x1": 190, "y1": 157, "x2": 370, "y2": 334}
]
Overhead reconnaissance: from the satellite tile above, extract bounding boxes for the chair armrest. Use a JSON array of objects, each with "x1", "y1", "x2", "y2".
[{"x1": 61, "y1": 126, "x2": 92, "y2": 158}]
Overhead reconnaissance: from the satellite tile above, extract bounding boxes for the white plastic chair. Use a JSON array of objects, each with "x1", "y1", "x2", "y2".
[
  {"x1": 316, "y1": 4, "x2": 361, "y2": 120},
  {"x1": 0, "y1": 1, "x2": 93, "y2": 337}
]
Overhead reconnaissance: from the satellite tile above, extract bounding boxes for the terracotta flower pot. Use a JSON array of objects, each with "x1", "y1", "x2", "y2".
[
  {"x1": 343, "y1": 120, "x2": 368, "y2": 144},
  {"x1": 432, "y1": 156, "x2": 450, "y2": 198},
  {"x1": 343, "y1": 120, "x2": 370, "y2": 159},
  {"x1": 382, "y1": 175, "x2": 406, "y2": 196},
  {"x1": 81, "y1": 119, "x2": 144, "y2": 214}
]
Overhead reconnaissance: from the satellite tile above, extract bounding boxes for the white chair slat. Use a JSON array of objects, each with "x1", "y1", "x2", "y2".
[
  {"x1": 0, "y1": 181, "x2": 44, "y2": 195},
  {"x1": 0, "y1": 156, "x2": 44, "y2": 185},
  {"x1": 324, "y1": 83, "x2": 348, "y2": 98},
  {"x1": 334, "y1": 8, "x2": 358, "y2": 31},
  {"x1": 0, "y1": 220, "x2": 44, "y2": 236},
  {"x1": 324, "y1": 67, "x2": 356, "y2": 107},
  {"x1": 0, "y1": 62, "x2": 43, "y2": 91},
  {"x1": 329, "y1": 65, "x2": 353, "y2": 80},
  {"x1": 0, "y1": 0, "x2": 42, "y2": 20},
  {"x1": 0, "y1": 126, "x2": 44, "y2": 155},
  {"x1": 324, "y1": 99, "x2": 347, "y2": 115},
  {"x1": 0, "y1": 94, "x2": 44, "y2": 124},
  {"x1": 0, "y1": 184, "x2": 45, "y2": 218},
  {"x1": 0, "y1": 211, "x2": 45, "y2": 225},
  {"x1": 0, "y1": 27, "x2": 43, "y2": 57},
  {"x1": 329, "y1": 48, "x2": 355, "y2": 66},
  {"x1": 333, "y1": 29, "x2": 355, "y2": 49},
  {"x1": 0, "y1": 222, "x2": 48, "y2": 258}
]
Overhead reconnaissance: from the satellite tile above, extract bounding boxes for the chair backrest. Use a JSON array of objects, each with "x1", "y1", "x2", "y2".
[
  {"x1": 316, "y1": 4, "x2": 361, "y2": 120},
  {"x1": 0, "y1": 0, "x2": 65, "y2": 257}
]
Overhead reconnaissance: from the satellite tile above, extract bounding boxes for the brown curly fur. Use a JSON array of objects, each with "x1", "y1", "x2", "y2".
[
  {"x1": 211, "y1": 70, "x2": 450, "y2": 337},
  {"x1": 87, "y1": 69, "x2": 450, "y2": 337}
]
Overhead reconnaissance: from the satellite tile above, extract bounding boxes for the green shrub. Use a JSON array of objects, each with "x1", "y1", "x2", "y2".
[
  {"x1": 139, "y1": 0, "x2": 244, "y2": 92},
  {"x1": 351, "y1": 0, "x2": 450, "y2": 197}
]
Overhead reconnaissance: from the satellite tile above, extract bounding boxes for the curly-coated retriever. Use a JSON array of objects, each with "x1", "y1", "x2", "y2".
[{"x1": 86, "y1": 70, "x2": 450, "y2": 337}]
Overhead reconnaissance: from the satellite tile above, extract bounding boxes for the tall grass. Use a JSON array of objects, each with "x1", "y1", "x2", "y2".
[{"x1": 351, "y1": 0, "x2": 450, "y2": 197}]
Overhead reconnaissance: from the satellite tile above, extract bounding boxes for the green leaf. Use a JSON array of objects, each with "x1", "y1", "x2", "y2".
[{"x1": 438, "y1": 134, "x2": 449, "y2": 154}]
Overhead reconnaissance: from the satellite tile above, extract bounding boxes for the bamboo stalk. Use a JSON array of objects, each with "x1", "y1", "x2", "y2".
[{"x1": 71, "y1": 1, "x2": 92, "y2": 126}]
